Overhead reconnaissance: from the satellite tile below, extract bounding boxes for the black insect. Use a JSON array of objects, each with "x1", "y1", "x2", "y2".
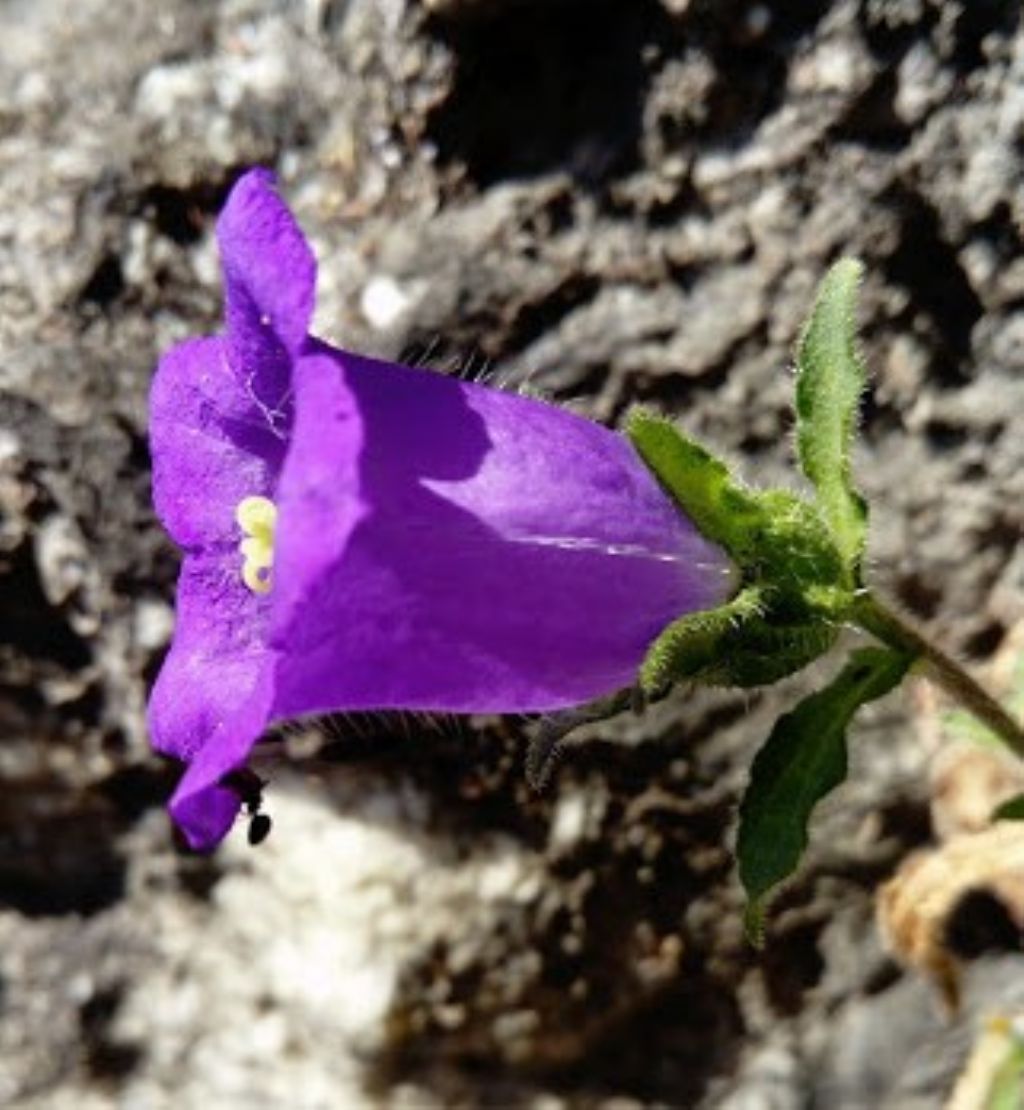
[
  {"x1": 221, "y1": 768, "x2": 273, "y2": 846},
  {"x1": 247, "y1": 811, "x2": 272, "y2": 846}
]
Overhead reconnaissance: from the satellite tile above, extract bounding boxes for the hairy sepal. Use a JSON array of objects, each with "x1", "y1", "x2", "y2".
[
  {"x1": 640, "y1": 586, "x2": 839, "y2": 694},
  {"x1": 628, "y1": 412, "x2": 852, "y2": 692},
  {"x1": 795, "y1": 258, "x2": 869, "y2": 585},
  {"x1": 625, "y1": 410, "x2": 764, "y2": 557}
]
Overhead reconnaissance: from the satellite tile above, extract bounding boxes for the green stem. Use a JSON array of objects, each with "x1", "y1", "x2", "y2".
[{"x1": 852, "y1": 592, "x2": 1024, "y2": 761}]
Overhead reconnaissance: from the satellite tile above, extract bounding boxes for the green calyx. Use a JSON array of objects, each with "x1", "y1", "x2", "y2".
[
  {"x1": 616, "y1": 258, "x2": 1024, "y2": 943},
  {"x1": 627, "y1": 410, "x2": 851, "y2": 694},
  {"x1": 627, "y1": 257, "x2": 871, "y2": 695}
]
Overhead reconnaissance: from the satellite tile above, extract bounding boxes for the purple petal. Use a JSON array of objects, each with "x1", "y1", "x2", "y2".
[
  {"x1": 269, "y1": 349, "x2": 368, "y2": 642},
  {"x1": 217, "y1": 169, "x2": 315, "y2": 416},
  {"x1": 148, "y1": 555, "x2": 274, "y2": 849},
  {"x1": 169, "y1": 776, "x2": 244, "y2": 854},
  {"x1": 270, "y1": 347, "x2": 734, "y2": 716},
  {"x1": 150, "y1": 336, "x2": 285, "y2": 550}
]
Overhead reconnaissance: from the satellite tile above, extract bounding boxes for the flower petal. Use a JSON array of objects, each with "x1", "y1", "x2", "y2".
[
  {"x1": 217, "y1": 168, "x2": 315, "y2": 414},
  {"x1": 148, "y1": 555, "x2": 274, "y2": 849},
  {"x1": 269, "y1": 348, "x2": 368, "y2": 641},
  {"x1": 270, "y1": 348, "x2": 734, "y2": 716},
  {"x1": 168, "y1": 775, "x2": 244, "y2": 854},
  {"x1": 150, "y1": 336, "x2": 285, "y2": 549}
]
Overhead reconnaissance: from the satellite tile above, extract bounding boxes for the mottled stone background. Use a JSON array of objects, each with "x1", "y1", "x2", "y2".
[{"x1": 1, "y1": 0, "x2": 1022, "y2": 1106}]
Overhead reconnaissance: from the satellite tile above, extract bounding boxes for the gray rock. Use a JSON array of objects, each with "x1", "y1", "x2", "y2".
[{"x1": 1, "y1": 0, "x2": 1022, "y2": 1106}]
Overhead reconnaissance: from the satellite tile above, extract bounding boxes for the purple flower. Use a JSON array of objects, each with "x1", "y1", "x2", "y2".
[{"x1": 148, "y1": 169, "x2": 734, "y2": 849}]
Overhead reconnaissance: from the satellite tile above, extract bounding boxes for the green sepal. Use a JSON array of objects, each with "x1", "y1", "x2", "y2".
[
  {"x1": 627, "y1": 411, "x2": 849, "y2": 611},
  {"x1": 795, "y1": 258, "x2": 869, "y2": 584},
  {"x1": 625, "y1": 409, "x2": 764, "y2": 558},
  {"x1": 628, "y1": 411, "x2": 854, "y2": 692},
  {"x1": 737, "y1": 646, "x2": 911, "y2": 945},
  {"x1": 739, "y1": 489, "x2": 846, "y2": 607},
  {"x1": 712, "y1": 616, "x2": 840, "y2": 689},
  {"x1": 639, "y1": 585, "x2": 840, "y2": 694},
  {"x1": 640, "y1": 586, "x2": 764, "y2": 693}
]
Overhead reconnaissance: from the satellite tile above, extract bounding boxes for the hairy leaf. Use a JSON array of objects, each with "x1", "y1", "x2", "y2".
[
  {"x1": 795, "y1": 258, "x2": 869, "y2": 583},
  {"x1": 738, "y1": 646, "x2": 910, "y2": 943}
]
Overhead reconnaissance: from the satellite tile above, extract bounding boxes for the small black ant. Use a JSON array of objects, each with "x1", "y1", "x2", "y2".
[
  {"x1": 221, "y1": 768, "x2": 273, "y2": 846},
  {"x1": 247, "y1": 810, "x2": 272, "y2": 847}
]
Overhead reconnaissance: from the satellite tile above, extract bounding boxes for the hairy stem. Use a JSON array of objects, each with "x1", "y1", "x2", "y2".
[
  {"x1": 853, "y1": 592, "x2": 1024, "y2": 760},
  {"x1": 525, "y1": 686, "x2": 644, "y2": 790}
]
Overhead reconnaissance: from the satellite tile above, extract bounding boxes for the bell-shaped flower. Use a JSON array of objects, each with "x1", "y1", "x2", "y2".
[{"x1": 148, "y1": 169, "x2": 735, "y2": 849}]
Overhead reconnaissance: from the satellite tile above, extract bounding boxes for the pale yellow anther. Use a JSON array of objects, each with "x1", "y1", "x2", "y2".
[
  {"x1": 236, "y1": 495, "x2": 278, "y2": 538},
  {"x1": 242, "y1": 561, "x2": 273, "y2": 595},
  {"x1": 236, "y1": 495, "x2": 278, "y2": 595},
  {"x1": 240, "y1": 536, "x2": 273, "y2": 565}
]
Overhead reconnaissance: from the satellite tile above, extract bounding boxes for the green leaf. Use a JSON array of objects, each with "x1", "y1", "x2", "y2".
[
  {"x1": 625, "y1": 409, "x2": 764, "y2": 559},
  {"x1": 795, "y1": 258, "x2": 869, "y2": 583},
  {"x1": 993, "y1": 794, "x2": 1024, "y2": 822},
  {"x1": 738, "y1": 646, "x2": 910, "y2": 944}
]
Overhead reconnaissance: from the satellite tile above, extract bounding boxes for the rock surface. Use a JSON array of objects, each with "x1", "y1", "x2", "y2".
[{"x1": 1, "y1": 0, "x2": 1022, "y2": 1106}]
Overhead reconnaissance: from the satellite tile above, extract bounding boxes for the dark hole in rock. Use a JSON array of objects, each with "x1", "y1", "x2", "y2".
[
  {"x1": 141, "y1": 641, "x2": 168, "y2": 691},
  {"x1": 99, "y1": 764, "x2": 179, "y2": 823},
  {"x1": 175, "y1": 854, "x2": 225, "y2": 901},
  {"x1": 425, "y1": 0, "x2": 670, "y2": 186},
  {"x1": 380, "y1": 959, "x2": 741, "y2": 1107},
  {"x1": 140, "y1": 178, "x2": 236, "y2": 246},
  {"x1": 79, "y1": 253, "x2": 125, "y2": 308},
  {"x1": 973, "y1": 203, "x2": 1020, "y2": 268},
  {"x1": 951, "y1": 0, "x2": 1022, "y2": 74},
  {"x1": 80, "y1": 987, "x2": 144, "y2": 1081},
  {"x1": 881, "y1": 185, "x2": 984, "y2": 386},
  {"x1": 0, "y1": 786, "x2": 125, "y2": 916},
  {"x1": 699, "y1": 0, "x2": 833, "y2": 139},
  {"x1": 315, "y1": 712, "x2": 409, "y2": 764},
  {"x1": 500, "y1": 274, "x2": 601, "y2": 359},
  {"x1": 830, "y1": 68, "x2": 908, "y2": 149},
  {"x1": 544, "y1": 969, "x2": 743, "y2": 1105},
  {"x1": 761, "y1": 919, "x2": 826, "y2": 1016},
  {"x1": 963, "y1": 621, "x2": 1005, "y2": 661},
  {"x1": 859, "y1": 1, "x2": 940, "y2": 60},
  {"x1": 924, "y1": 419, "x2": 968, "y2": 451},
  {"x1": 894, "y1": 574, "x2": 943, "y2": 622},
  {"x1": 944, "y1": 887, "x2": 1021, "y2": 959},
  {"x1": 976, "y1": 517, "x2": 1022, "y2": 559},
  {"x1": 876, "y1": 798, "x2": 934, "y2": 851},
  {"x1": 0, "y1": 544, "x2": 92, "y2": 668},
  {"x1": 863, "y1": 958, "x2": 904, "y2": 997}
]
